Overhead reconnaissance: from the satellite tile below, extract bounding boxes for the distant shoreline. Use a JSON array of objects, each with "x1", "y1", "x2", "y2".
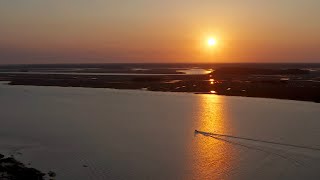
[
  {"x1": 1, "y1": 65, "x2": 320, "y2": 103},
  {"x1": 0, "y1": 76, "x2": 320, "y2": 103},
  {"x1": 2, "y1": 80, "x2": 320, "y2": 103}
]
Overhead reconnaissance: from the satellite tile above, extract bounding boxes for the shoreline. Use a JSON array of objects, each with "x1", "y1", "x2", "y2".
[
  {"x1": 0, "y1": 154, "x2": 54, "y2": 180},
  {"x1": 1, "y1": 79, "x2": 319, "y2": 104},
  {"x1": 1, "y1": 66, "x2": 319, "y2": 103}
]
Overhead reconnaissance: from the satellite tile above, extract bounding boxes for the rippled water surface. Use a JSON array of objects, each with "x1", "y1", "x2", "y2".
[{"x1": 0, "y1": 83, "x2": 319, "y2": 179}]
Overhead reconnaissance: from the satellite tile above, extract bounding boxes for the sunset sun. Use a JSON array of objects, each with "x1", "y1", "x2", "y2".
[{"x1": 207, "y1": 37, "x2": 217, "y2": 46}]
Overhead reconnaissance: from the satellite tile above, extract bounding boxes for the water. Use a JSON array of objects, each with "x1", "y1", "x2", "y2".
[
  {"x1": 0, "y1": 72, "x2": 190, "y2": 76},
  {"x1": 0, "y1": 83, "x2": 319, "y2": 179},
  {"x1": 0, "y1": 68, "x2": 211, "y2": 75},
  {"x1": 176, "y1": 68, "x2": 212, "y2": 75}
]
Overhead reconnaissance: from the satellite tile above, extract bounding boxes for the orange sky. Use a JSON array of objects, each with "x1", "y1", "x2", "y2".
[{"x1": 1, "y1": 1, "x2": 320, "y2": 64}]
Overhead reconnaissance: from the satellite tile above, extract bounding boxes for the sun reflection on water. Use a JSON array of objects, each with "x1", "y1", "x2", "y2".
[
  {"x1": 190, "y1": 94, "x2": 237, "y2": 179},
  {"x1": 209, "y1": 78, "x2": 215, "y2": 85},
  {"x1": 196, "y1": 94, "x2": 227, "y2": 136}
]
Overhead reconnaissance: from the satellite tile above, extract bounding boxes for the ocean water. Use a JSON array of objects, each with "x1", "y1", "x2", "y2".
[
  {"x1": 0, "y1": 83, "x2": 319, "y2": 179},
  {"x1": 0, "y1": 67, "x2": 211, "y2": 75}
]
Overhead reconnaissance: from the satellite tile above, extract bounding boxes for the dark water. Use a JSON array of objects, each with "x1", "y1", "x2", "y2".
[{"x1": 0, "y1": 83, "x2": 319, "y2": 179}]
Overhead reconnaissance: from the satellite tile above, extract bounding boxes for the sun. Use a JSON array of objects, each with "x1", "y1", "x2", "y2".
[{"x1": 207, "y1": 37, "x2": 217, "y2": 46}]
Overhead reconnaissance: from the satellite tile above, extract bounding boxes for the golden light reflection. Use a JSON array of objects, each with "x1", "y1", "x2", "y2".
[
  {"x1": 196, "y1": 94, "x2": 227, "y2": 133},
  {"x1": 191, "y1": 94, "x2": 236, "y2": 179},
  {"x1": 209, "y1": 78, "x2": 215, "y2": 85},
  {"x1": 205, "y1": 70, "x2": 213, "y2": 74}
]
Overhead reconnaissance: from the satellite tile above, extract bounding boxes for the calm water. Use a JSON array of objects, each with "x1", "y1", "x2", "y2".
[
  {"x1": 0, "y1": 83, "x2": 319, "y2": 179},
  {"x1": 0, "y1": 68, "x2": 211, "y2": 75}
]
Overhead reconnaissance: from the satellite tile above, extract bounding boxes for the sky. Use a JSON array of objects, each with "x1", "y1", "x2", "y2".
[{"x1": 1, "y1": 0, "x2": 320, "y2": 64}]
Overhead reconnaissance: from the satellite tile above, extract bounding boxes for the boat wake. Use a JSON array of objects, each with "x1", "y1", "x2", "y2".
[
  {"x1": 194, "y1": 130, "x2": 320, "y2": 166},
  {"x1": 194, "y1": 130, "x2": 320, "y2": 151}
]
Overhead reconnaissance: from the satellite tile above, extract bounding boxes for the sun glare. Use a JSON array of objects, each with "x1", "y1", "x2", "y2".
[{"x1": 207, "y1": 37, "x2": 217, "y2": 46}]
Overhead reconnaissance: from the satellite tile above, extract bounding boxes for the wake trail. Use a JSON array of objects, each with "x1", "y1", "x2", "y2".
[
  {"x1": 207, "y1": 135, "x2": 302, "y2": 166},
  {"x1": 195, "y1": 130, "x2": 320, "y2": 152}
]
